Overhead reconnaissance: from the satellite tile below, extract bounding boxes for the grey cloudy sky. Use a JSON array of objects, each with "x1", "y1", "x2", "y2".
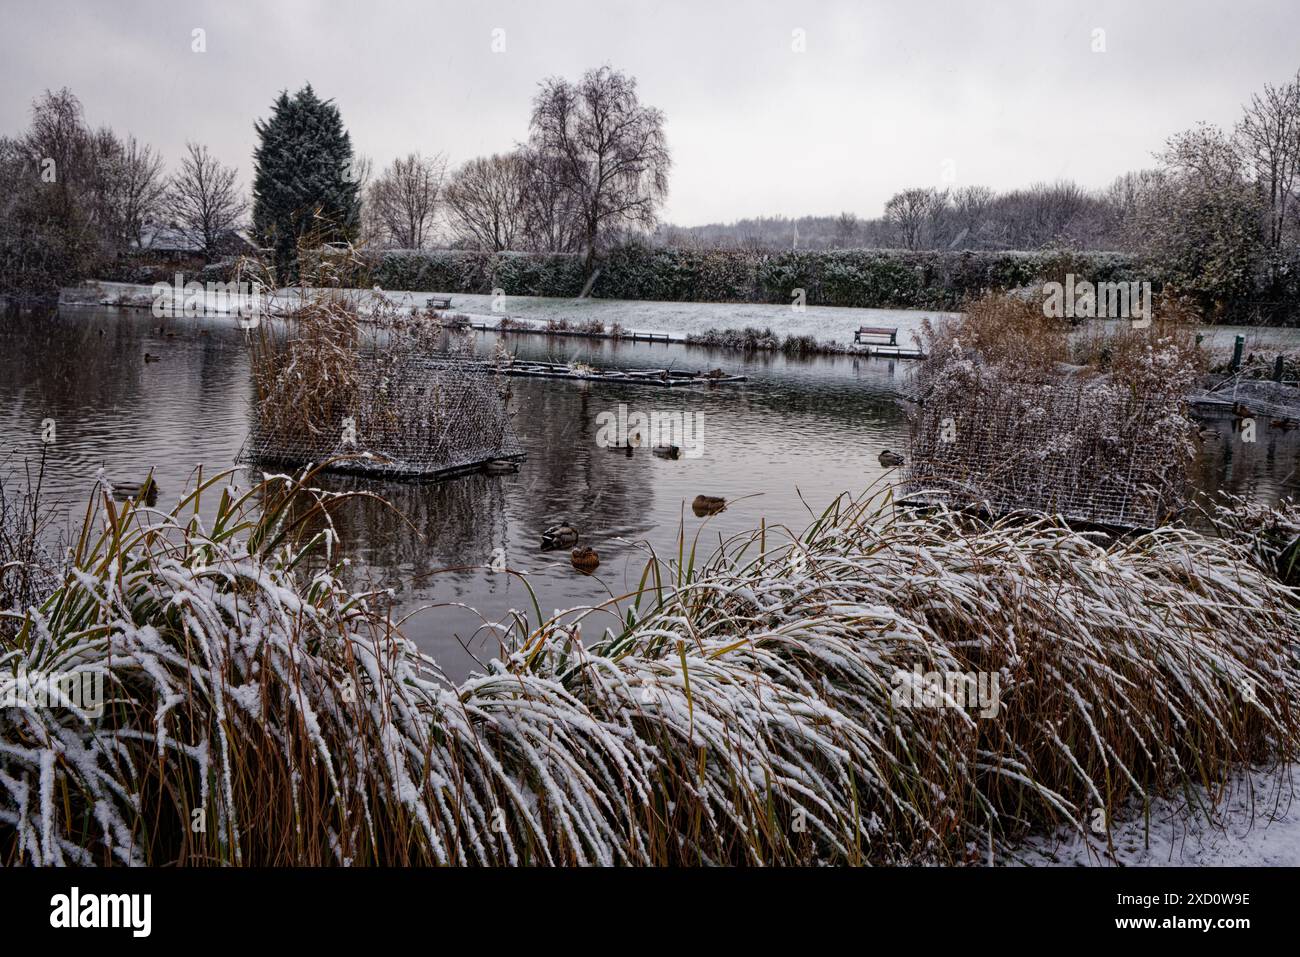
[{"x1": 2, "y1": 0, "x2": 1298, "y2": 225}]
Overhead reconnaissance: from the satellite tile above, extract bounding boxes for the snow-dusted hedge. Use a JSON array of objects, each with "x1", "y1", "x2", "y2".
[
  {"x1": 363, "y1": 246, "x2": 1147, "y2": 310},
  {"x1": 161, "y1": 246, "x2": 1148, "y2": 311}
]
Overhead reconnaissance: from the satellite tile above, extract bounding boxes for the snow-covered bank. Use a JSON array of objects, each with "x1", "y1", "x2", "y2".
[
  {"x1": 1015, "y1": 766, "x2": 1299, "y2": 866},
  {"x1": 65, "y1": 280, "x2": 953, "y2": 346}
]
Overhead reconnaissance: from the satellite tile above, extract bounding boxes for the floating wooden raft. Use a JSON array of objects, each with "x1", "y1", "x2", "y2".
[{"x1": 500, "y1": 359, "x2": 746, "y2": 386}]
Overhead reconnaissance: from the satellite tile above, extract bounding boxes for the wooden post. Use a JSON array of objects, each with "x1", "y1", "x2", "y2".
[
  {"x1": 1231, "y1": 335, "x2": 1244, "y2": 372},
  {"x1": 1274, "y1": 354, "x2": 1285, "y2": 382}
]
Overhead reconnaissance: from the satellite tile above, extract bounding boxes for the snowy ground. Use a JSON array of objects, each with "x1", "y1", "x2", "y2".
[
  {"x1": 1012, "y1": 766, "x2": 1300, "y2": 866},
  {"x1": 71, "y1": 280, "x2": 954, "y2": 346},
  {"x1": 70, "y1": 281, "x2": 1300, "y2": 358}
]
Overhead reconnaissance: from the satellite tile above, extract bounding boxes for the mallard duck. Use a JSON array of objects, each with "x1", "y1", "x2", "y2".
[
  {"x1": 570, "y1": 546, "x2": 600, "y2": 573},
  {"x1": 878, "y1": 450, "x2": 905, "y2": 467},
  {"x1": 653, "y1": 445, "x2": 680, "y2": 459},
  {"x1": 692, "y1": 494, "x2": 726, "y2": 517},
  {"x1": 143, "y1": 353, "x2": 161, "y2": 363},
  {"x1": 110, "y1": 477, "x2": 159, "y2": 505},
  {"x1": 541, "y1": 522, "x2": 579, "y2": 550},
  {"x1": 483, "y1": 459, "x2": 518, "y2": 475}
]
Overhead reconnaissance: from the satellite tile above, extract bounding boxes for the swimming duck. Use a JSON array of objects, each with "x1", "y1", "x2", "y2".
[
  {"x1": 110, "y1": 477, "x2": 159, "y2": 505},
  {"x1": 1270, "y1": 418, "x2": 1297, "y2": 431},
  {"x1": 570, "y1": 546, "x2": 600, "y2": 573},
  {"x1": 692, "y1": 494, "x2": 727, "y2": 517},
  {"x1": 878, "y1": 450, "x2": 905, "y2": 467},
  {"x1": 143, "y1": 353, "x2": 161, "y2": 363},
  {"x1": 653, "y1": 445, "x2": 681, "y2": 459},
  {"x1": 541, "y1": 522, "x2": 579, "y2": 550}
]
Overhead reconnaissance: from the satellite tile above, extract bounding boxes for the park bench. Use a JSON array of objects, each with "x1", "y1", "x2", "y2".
[
  {"x1": 426, "y1": 296, "x2": 453, "y2": 310},
  {"x1": 854, "y1": 325, "x2": 898, "y2": 346}
]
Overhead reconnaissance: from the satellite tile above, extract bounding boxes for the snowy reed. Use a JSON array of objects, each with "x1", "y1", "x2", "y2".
[{"x1": 2, "y1": 472, "x2": 1296, "y2": 865}]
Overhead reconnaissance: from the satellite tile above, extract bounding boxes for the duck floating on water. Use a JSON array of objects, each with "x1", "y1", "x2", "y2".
[
  {"x1": 878, "y1": 450, "x2": 905, "y2": 467},
  {"x1": 1271, "y1": 418, "x2": 1297, "y2": 431},
  {"x1": 143, "y1": 353, "x2": 161, "y2": 363},
  {"x1": 653, "y1": 445, "x2": 680, "y2": 459},
  {"x1": 570, "y1": 546, "x2": 600, "y2": 573},
  {"x1": 692, "y1": 494, "x2": 726, "y2": 517},
  {"x1": 541, "y1": 522, "x2": 579, "y2": 550},
  {"x1": 109, "y1": 477, "x2": 159, "y2": 505}
]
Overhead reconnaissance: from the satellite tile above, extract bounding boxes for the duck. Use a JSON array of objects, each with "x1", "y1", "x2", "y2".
[
  {"x1": 541, "y1": 522, "x2": 580, "y2": 550},
  {"x1": 692, "y1": 494, "x2": 727, "y2": 517},
  {"x1": 878, "y1": 449, "x2": 905, "y2": 467},
  {"x1": 110, "y1": 477, "x2": 159, "y2": 505},
  {"x1": 483, "y1": 459, "x2": 519, "y2": 475},
  {"x1": 653, "y1": 445, "x2": 681, "y2": 459},
  {"x1": 1270, "y1": 418, "x2": 1297, "y2": 431},
  {"x1": 570, "y1": 546, "x2": 600, "y2": 574},
  {"x1": 143, "y1": 353, "x2": 161, "y2": 363}
]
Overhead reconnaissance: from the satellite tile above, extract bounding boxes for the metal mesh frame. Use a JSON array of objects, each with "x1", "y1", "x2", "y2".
[
  {"x1": 1189, "y1": 379, "x2": 1300, "y2": 420},
  {"x1": 241, "y1": 352, "x2": 524, "y2": 479},
  {"x1": 905, "y1": 374, "x2": 1190, "y2": 528}
]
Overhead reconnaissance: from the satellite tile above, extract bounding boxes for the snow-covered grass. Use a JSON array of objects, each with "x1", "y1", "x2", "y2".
[
  {"x1": 1, "y1": 470, "x2": 1297, "y2": 865},
  {"x1": 74, "y1": 280, "x2": 954, "y2": 347}
]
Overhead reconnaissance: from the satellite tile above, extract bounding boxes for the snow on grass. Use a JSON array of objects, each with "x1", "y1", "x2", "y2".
[
  {"x1": 2, "y1": 469, "x2": 1297, "y2": 865},
  {"x1": 77, "y1": 280, "x2": 955, "y2": 347}
]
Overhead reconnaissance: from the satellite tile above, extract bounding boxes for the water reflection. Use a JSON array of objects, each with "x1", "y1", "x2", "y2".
[{"x1": 2, "y1": 302, "x2": 1298, "y2": 679}]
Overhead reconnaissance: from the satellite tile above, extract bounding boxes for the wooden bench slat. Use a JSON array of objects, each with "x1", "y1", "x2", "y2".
[{"x1": 854, "y1": 325, "x2": 898, "y2": 345}]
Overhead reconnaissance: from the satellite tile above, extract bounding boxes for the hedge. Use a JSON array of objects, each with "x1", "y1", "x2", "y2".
[
  {"x1": 117, "y1": 244, "x2": 1300, "y2": 321},
  {"x1": 365, "y1": 246, "x2": 1152, "y2": 311}
]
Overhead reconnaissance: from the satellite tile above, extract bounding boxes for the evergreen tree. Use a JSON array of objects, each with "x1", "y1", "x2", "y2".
[{"x1": 251, "y1": 85, "x2": 360, "y2": 276}]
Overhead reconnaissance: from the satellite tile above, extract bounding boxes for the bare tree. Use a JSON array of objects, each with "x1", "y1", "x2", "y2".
[
  {"x1": 106, "y1": 135, "x2": 168, "y2": 248},
  {"x1": 528, "y1": 65, "x2": 670, "y2": 274},
  {"x1": 520, "y1": 149, "x2": 582, "y2": 252},
  {"x1": 4, "y1": 89, "x2": 109, "y2": 287},
  {"x1": 947, "y1": 185, "x2": 994, "y2": 247},
  {"x1": 168, "y1": 142, "x2": 247, "y2": 259},
  {"x1": 1236, "y1": 71, "x2": 1300, "y2": 249},
  {"x1": 366, "y1": 152, "x2": 446, "y2": 249},
  {"x1": 444, "y1": 152, "x2": 530, "y2": 252},
  {"x1": 833, "y1": 211, "x2": 859, "y2": 248},
  {"x1": 884, "y1": 187, "x2": 947, "y2": 250}
]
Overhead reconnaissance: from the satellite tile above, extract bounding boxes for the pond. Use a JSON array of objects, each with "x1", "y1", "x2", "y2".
[{"x1": 2, "y1": 303, "x2": 1298, "y2": 680}]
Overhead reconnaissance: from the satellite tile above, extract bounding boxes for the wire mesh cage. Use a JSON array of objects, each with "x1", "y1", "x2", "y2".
[
  {"x1": 240, "y1": 351, "x2": 524, "y2": 480},
  {"x1": 904, "y1": 373, "x2": 1191, "y2": 528}
]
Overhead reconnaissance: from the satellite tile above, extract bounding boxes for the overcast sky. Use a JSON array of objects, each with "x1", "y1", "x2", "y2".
[{"x1": 2, "y1": 0, "x2": 1298, "y2": 225}]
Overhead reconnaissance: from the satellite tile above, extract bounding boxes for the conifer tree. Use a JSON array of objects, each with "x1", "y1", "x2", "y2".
[{"x1": 251, "y1": 84, "x2": 360, "y2": 275}]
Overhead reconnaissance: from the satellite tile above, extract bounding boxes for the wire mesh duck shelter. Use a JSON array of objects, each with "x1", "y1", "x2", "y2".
[
  {"x1": 904, "y1": 370, "x2": 1193, "y2": 529},
  {"x1": 240, "y1": 306, "x2": 523, "y2": 480}
]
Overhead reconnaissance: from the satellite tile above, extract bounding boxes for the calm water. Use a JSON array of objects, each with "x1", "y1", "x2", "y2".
[{"x1": 3, "y1": 303, "x2": 1298, "y2": 679}]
